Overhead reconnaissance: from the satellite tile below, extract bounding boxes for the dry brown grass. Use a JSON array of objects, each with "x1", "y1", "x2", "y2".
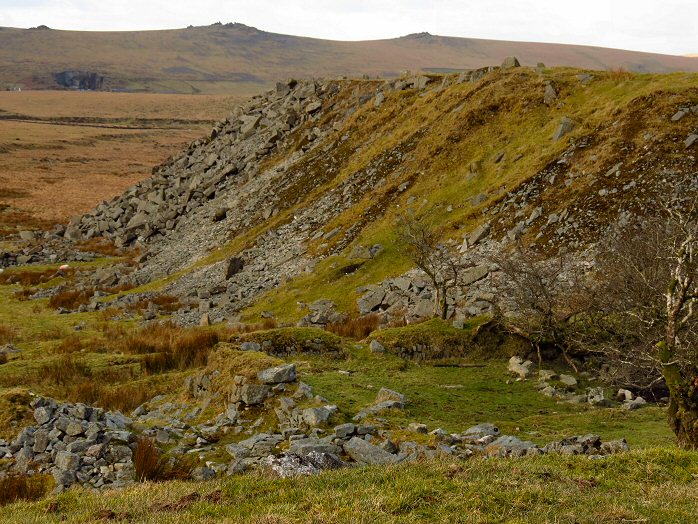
[
  {"x1": 130, "y1": 294, "x2": 182, "y2": 314},
  {"x1": 40, "y1": 355, "x2": 93, "y2": 386},
  {"x1": 606, "y1": 67, "x2": 635, "y2": 81},
  {"x1": 47, "y1": 289, "x2": 93, "y2": 310},
  {"x1": 107, "y1": 322, "x2": 220, "y2": 373},
  {"x1": 74, "y1": 237, "x2": 122, "y2": 257},
  {"x1": 326, "y1": 314, "x2": 380, "y2": 339},
  {"x1": 65, "y1": 380, "x2": 159, "y2": 413},
  {"x1": 228, "y1": 318, "x2": 278, "y2": 334},
  {"x1": 0, "y1": 268, "x2": 72, "y2": 287},
  {"x1": 0, "y1": 91, "x2": 236, "y2": 230},
  {"x1": 134, "y1": 437, "x2": 194, "y2": 482},
  {"x1": 0, "y1": 322, "x2": 16, "y2": 345},
  {"x1": 12, "y1": 288, "x2": 36, "y2": 301},
  {"x1": 0, "y1": 475, "x2": 52, "y2": 506},
  {"x1": 54, "y1": 334, "x2": 102, "y2": 354}
]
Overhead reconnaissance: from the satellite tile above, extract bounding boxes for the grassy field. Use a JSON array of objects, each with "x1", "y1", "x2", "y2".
[
  {"x1": 0, "y1": 90, "x2": 240, "y2": 232},
  {"x1": 2, "y1": 450, "x2": 697, "y2": 523}
]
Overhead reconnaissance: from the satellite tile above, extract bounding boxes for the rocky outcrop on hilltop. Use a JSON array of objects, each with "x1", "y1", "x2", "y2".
[{"x1": 53, "y1": 71, "x2": 105, "y2": 90}]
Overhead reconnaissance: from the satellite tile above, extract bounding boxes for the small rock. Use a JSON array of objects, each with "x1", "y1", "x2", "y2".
[{"x1": 369, "y1": 340, "x2": 386, "y2": 354}]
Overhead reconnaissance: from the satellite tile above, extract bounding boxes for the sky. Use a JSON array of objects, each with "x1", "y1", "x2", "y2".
[{"x1": 0, "y1": 0, "x2": 695, "y2": 56}]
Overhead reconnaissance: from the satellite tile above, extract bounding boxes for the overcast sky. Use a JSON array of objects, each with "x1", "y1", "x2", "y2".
[{"x1": 0, "y1": 0, "x2": 695, "y2": 56}]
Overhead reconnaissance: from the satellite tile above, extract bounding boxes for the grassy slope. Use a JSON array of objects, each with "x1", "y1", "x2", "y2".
[
  {"x1": 238, "y1": 68, "x2": 698, "y2": 322},
  {"x1": 0, "y1": 265, "x2": 673, "y2": 447},
  {"x1": 2, "y1": 25, "x2": 698, "y2": 94},
  {"x1": 2, "y1": 450, "x2": 698, "y2": 523}
]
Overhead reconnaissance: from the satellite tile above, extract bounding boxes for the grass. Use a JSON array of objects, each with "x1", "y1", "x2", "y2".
[
  {"x1": 2, "y1": 449, "x2": 698, "y2": 522},
  {"x1": 0, "y1": 90, "x2": 237, "y2": 232},
  {"x1": 300, "y1": 344, "x2": 673, "y2": 448}
]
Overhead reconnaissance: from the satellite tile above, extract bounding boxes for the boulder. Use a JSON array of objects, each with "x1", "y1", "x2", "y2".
[
  {"x1": 240, "y1": 341, "x2": 262, "y2": 352},
  {"x1": 587, "y1": 387, "x2": 612, "y2": 407},
  {"x1": 463, "y1": 423, "x2": 500, "y2": 438},
  {"x1": 369, "y1": 340, "x2": 386, "y2": 354},
  {"x1": 466, "y1": 223, "x2": 491, "y2": 247},
  {"x1": 501, "y1": 57, "x2": 521, "y2": 69},
  {"x1": 262, "y1": 451, "x2": 344, "y2": 478},
  {"x1": 558, "y1": 374, "x2": 578, "y2": 389},
  {"x1": 343, "y1": 437, "x2": 397, "y2": 465},
  {"x1": 240, "y1": 384, "x2": 271, "y2": 405},
  {"x1": 375, "y1": 388, "x2": 406, "y2": 405},
  {"x1": 408, "y1": 423, "x2": 428, "y2": 434},
  {"x1": 544, "y1": 84, "x2": 558, "y2": 105},
  {"x1": 334, "y1": 423, "x2": 356, "y2": 439},
  {"x1": 55, "y1": 451, "x2": 80, "y2": 471},
  {"x1": 508, "y1": 356, "x2": 534, "y2": 379},
  {"x1": 552, "y1": 117, "x2": 576, "y2": 142},
  {"x1": 258, "y1": 364, "x2": 297, "y2": 384},
  {"x1": 461, "y1": 265, "x2": 489, "y2": 286},
  {"x1": 484, "y1": 436, "x2": 537, "y2": 457},
  {"x1": 302, "y1": 406, "x2": 336, "y2": 427},
  {"x1": 289, "y1": 438, "x2": 341, "y2": 456}
]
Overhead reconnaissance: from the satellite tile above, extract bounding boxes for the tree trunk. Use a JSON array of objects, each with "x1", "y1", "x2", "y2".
[
  {"x1": 441, "y1": 290, "x2": 448, "y2": 320},
  {"x1": 658, "y1": 342, "x2": 698, "y2": 449},
  {"x1": 432, "y1": 287, "x2": 440, "y2": 318}
]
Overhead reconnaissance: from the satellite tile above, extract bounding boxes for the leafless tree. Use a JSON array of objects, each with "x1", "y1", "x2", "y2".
[
  {"x1": 396, "y1": 213, "x2": 470, "y2": 320},
  {"x1": 493, "y1": 245, "x2": 594, "y2": 370},
  {"x1": 593, "y1": 201, "x2": 698, "y2": 448}
]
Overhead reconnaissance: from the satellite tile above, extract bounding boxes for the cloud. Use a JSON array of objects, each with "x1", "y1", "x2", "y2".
[{"x1": 0, "y1": 0, "x2": 695, "y2": 55}]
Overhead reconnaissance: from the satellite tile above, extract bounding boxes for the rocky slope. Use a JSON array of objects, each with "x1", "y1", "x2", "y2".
[{"x1": 40, "y1": 61, "x2": 697, "y2": 330}]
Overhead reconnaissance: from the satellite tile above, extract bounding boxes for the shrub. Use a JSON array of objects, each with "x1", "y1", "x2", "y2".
[
  {"x1": 327, "y1": 314, "x2": 379, "y2": 339},
  {"x1": 0, "y1": 354, "x2": 7, "y2": 365},
  {"x1": 0, "y1": 474, "x2": 52, "y2": 506}
]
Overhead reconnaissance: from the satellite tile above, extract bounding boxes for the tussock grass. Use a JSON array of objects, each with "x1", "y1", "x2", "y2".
[
  {"x1": 0, "y1": 475, "x2": 52, "y2": 507},
  {"x1": 326, "y1": 314, "x2": 380, "y2": 339},
  {"x1": 0, "y1": 322, "x2": 15, "y2": 345}
]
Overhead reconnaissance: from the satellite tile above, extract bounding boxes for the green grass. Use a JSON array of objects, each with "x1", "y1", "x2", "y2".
[
  {"x1": 2, "y1": 449, "x2": 698, "y2": 523},
  {"x1": 298, "y1": 343, "x2": 673, "y2": 448}
]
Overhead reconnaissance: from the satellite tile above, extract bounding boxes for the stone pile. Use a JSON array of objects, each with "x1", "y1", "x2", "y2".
[
  {"x1": 506, "y1": 358, "x2": 650, "y2": 411},
  {"x1": 355, "y1": 264, "x2": 494, "y2": 324},
  {"x1": 0, "y1": 397, "x2": 136, "y2": 492}
]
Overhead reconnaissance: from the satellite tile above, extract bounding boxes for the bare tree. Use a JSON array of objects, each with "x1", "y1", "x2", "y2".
[
  {"x1": 594, "y1": 202, "x2": 698, "y2": 448},
  {"x1": 396, "y1": 213, "x2": 469, "y2": 320},
  {"x1": 493, "y1": 245, "x2": 594, "y2": 370}
]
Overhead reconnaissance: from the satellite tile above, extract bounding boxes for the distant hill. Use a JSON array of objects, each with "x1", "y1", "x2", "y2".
[{"x1": 1, "y1": 23, "x2": 698, "y2": 94}]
